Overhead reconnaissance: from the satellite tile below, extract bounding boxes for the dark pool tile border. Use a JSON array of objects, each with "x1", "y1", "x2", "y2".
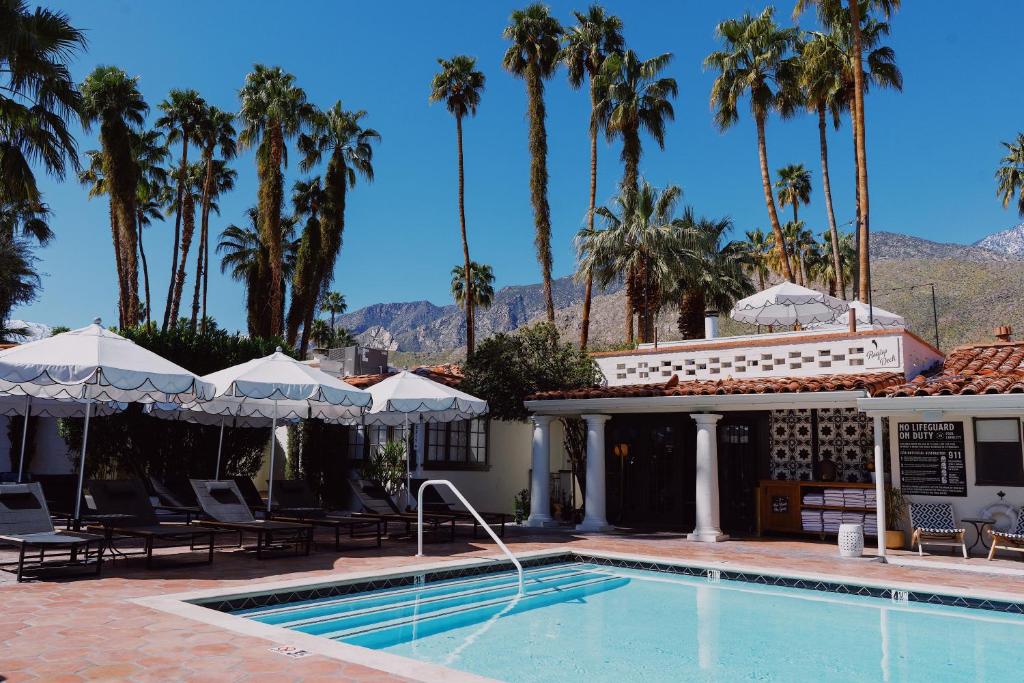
[
  {"x1": 197, "y1": 553, "x2": 569, "y2": 613},
  {"x1": 571, "y1": 552, "x2": 1024, "y2": 615},
  {"x1": 196, "y1": 550, "x2": 1024, "y2": 616}
]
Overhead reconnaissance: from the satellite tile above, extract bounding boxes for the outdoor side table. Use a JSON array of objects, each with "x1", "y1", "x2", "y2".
[{"x1": 962, "y1": 518, "x2": 996, "y2": 557}]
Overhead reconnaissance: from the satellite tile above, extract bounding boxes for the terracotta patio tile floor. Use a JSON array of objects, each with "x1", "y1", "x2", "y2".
[{"x1": 4, "y1": 527, "x2": 1024, "y2": 682}]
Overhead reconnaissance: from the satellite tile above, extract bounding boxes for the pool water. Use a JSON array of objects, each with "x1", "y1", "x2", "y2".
[{"x1": 236, "y1": 561, "x2": 1024, "y2": 681}]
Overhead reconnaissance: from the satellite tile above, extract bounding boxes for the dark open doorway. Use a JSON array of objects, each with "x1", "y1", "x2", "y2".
[{"x1": 717, "y1": 413, "x2": 770, "y2": 535}]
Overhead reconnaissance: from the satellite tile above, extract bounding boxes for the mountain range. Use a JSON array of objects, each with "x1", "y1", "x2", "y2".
[{"x1": 337, "y1": 224, "x2": 1024, "y2": 362}]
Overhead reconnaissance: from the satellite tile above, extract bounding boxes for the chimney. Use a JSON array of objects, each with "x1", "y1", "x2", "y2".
[
  {"x1": 704, "y1": 310, "x2": 720, "y2": 339},
  {"x1": 848, "y1": 304, "x2": 857, "y2": 334},
  {"x1": 995, "y1": 325, "x2": 1013, "y2": 342}
]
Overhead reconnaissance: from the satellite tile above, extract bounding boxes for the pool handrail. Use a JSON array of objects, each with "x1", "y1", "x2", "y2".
[{"x1": 416, "y1": 479, "x2": 524, "y2": 595}]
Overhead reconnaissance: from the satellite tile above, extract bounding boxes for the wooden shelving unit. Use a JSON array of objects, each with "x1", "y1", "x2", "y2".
[{"x1": 758, "y1": 480, "x2": 877, "y2": 537}]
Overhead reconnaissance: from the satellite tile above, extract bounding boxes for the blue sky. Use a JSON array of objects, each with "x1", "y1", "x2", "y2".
[{"x1": 16, "y1": 1, "x2": 1024, "y2": 332}]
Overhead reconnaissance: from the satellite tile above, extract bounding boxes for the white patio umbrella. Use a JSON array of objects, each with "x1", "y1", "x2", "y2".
[
  {"x1": 0, "y1": 319, "x2": 215, "y2": 523},
  {"x1": 178, "y1": 348, "x2": 371, "y2": 511},
  {"x1": 363, "y1": 370, "x2": 488, "y2": 504},
  {"x1": 0, "y1": 395, "x2": 124, "y2": 482},
  {"x1": 730, "y1": 281, "x2": 848, "y2": 327},
  {"x1": 808, "y1": 300, "x2": 905, "y2": 330}
]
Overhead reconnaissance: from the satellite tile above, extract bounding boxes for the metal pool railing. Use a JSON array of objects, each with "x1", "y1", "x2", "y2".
[{"x1": 416, "y1": 479, "x2": 524, "y2": 596}]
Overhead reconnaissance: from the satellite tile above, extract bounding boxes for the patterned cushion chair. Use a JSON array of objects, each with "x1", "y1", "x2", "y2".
[
  {"x1": 987, "y1": 509, "x2": 1024, "y2": 560},
  {"x1": 909, "y1": 503, "x2": 967, "y2": 558}
]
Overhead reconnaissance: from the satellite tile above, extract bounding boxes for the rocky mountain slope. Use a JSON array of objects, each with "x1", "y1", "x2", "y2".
[
  {"x1": 344, "y1": 228, "x2": 1024, "y2": 362},
  {"x1": 973, "y1": 223, "x2": 1024, "y2": 257}
]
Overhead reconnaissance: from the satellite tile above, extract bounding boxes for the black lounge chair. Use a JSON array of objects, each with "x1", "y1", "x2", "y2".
[
  {"x1": 413, "y1": 478, "x2": 508, "y2": 538},
  {"x1": 269, "y1": 479, "x2": 383, "y2": 550},
  {"x1": 148, "y1": 476, "x2": 202, "y2": 523},
  {"x1": 233, "y1": 476, "x2": 270, "y2": 516},
  {"x1": 347, "y1": 479, "x2": 456, "y2": 542},
  {"x1": 190, "y1": 480, "x2": 312, "y2": 559},
  {"x1": 0, "y1": 483, "x2": 105, "y2": 582},
  {"x1": 33, "y1": 473, "x2": 92, "y2": 529},
  {"x1": 86, "y1": 479, "x2": 215, "y2": 568}
]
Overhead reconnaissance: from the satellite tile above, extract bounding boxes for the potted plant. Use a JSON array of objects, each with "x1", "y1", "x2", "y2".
[
  {"x1": 884, "y1": 485, "x2": 907, "y2": 550},
  {"x1": 513, "y1": 489, "x2": 530, "y2": 525}
]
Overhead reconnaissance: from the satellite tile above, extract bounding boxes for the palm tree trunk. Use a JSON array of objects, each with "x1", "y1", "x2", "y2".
[
  {"x1": 676, "y1": 288, "x2": 705, "y2": 340},
  {"x1": 580, "y1": 83, "x2": 599, "y2": 351},
  {"x1": 819, "y1": 105, "x2": 845, "y2": 299},
  {"x1": 136, "y1": 210, "x2": 151, "y2": 327},
  {"x1": 260, "y1": 126, "x2": 286, "y2": 338},
  {"x1": 849, "y1": 0, "x2": 871, "y2": 303},
  {"x1": 850, "y1": 90, "x2": 861, "y2": 299},
  {"x1": 622, "y1": 127, "x2": 640, "y2": 196},
  {"x1": 526, "y1": 63, "x2": 555, "y2": 322},
  {"x1": 108, "y1": 203, "x2": 127, "y2": 326},
  {"x1": 300, "y1": 156, "x2": 348, "y2": 355},
  {"x1": 169, "y1": 191, "x2": 196, "y2": 325},
  {"x1": 190, "y1": 154, "x2": 214, "y2": 332},
  {"x1": 163, "y1": 136, "x2": 188, "y2": 331},
  {"x1": 756, "y1": 113, "x2": 793, "y2": 280},
  {"x1": 456, "y1": 114, "x2": 474, "y2": 355},
  {"x1": 624, "y1": 269, "x2": 634, "y2": 346},
  {"x1": 201, "y1": 222, "x2": 211, "y2": 334}
]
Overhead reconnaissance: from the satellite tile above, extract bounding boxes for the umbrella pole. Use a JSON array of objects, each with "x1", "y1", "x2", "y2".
[
  {"x1": 16, "y1": 395, "x2": 30, "y2": 482},
  {"x1": 214, "y1": 418, "x2": 225, "y2": 480},
  {"x1": 405, "y1": 414, "x2": 411, "y2": 511},
  {"x1": 266, "y1": 401, "x2": 278, "y2": 514},
  {"x1": 73, "y1": 400, "x2": 92, "y2": 526}
]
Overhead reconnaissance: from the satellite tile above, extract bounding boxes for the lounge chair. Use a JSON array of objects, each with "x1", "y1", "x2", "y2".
[
  {"x1": 148, "y1": 476, "x2": 202, "y2": 523},
  {"x1": 269, "y1": 479, "x2": 383, "y2": 550},
  {"x1": 413, "y1": 478, "x2": 508, "y2": 538},
  {"x1": 0, "y1": 483, "x2": 105, "y2": 582},
  {"x1": 233, "y1": 476, "x2": 270, "y2": 516},
  {"x1": 86, "y1": 479, "x2": 215, "y2": 568},
  {"x1": 33, "y1": 473, "x2": 91, "y2": 528},
  {"x1": 909, "y1": 502, "x2": 968, "y2": 558},
  {"x1": 988, "y1": 509, "x2": 1024, "y2": 560},
  {"x1": 347, "y1": 479, "x2": 455, "y2": 541},
  {"x1": 190, "y1": 480, "x2": 312, "y2": 559}
]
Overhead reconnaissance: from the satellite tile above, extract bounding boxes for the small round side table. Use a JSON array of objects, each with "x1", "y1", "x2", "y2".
[{"x1": 962, "y1": 517, "x2": 996, "y2": 557}]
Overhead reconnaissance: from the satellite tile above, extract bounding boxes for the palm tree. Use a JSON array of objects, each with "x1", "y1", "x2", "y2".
[
  {"x1": 503, "y1": 4, "x2": 563, "y2": 323},
  {"x1": 799, "y1": 30, "x2": 846, "y2": 298},
  {"x1": 218, "y1": 207, "x2": 298, "y2": 337},
  {"x1": 80, "y1": 65, "x2": 148, "y2": 328},
  {"x1": 705, "y1": 8, "x2": 800, "y2": 282},
  {"x1": 0, "y1": 0, "x2": 85, "y2": 207},
  {"x1": 670, "y1": 212, "x2": 754, "y2": 339},
  {"x1": 796, "y1": 0, "x2": 901, "y2": 301},
  {"x1": 156, "y1": 88, "x2": 206, "y2": 331},
  {"x1": 238, "y1": 64, "x2": 314, "y2": 338},
  {"x1": 0, "y1": 198, "x2": 53, "y2": 245},
  {"x1": 561, "y1": 5, "x2": 624, "y2": 349},
  {"x1": 319, "y1": 291, "x2": 347, "y2": 331},
  {"x1": 597, "y1": 50, "x2": 677, "y2": 195},
  {"x1": 996, "y1": 133, "x2": 1024, "y2": 218},
  {"x1": 775, "y1": 164, "x2": 812, "y2": 226},
  {"x1": 430, "y1": 55, "x2": 486, "y2": 355},
  {"x1": 813, "y1": 229, "x2": 854, "y2": 296},
  {"x1": 167, "y1": 162, "x2": 202, "y2": 325},
  {"x1": 293, "y1": 102, "x2": 378, "y2": 353},
  {"x1": 742, "y1": 228, "x2": 772, "y2": 292},
  {"x1": 0, "y1": 234, "x2": 39, "y2": 332},
  {"x1": 287, "y1": 176, "x2": 327, "y2": 350},
  {"x1": 310, "y1": 318, "x2": 332, "y2": 349},
  {"x1": 192, "y1": 106, "x2": 236, "y2": 333},
  {"x1": 131, "y1": 129, "x2": 168, "y2": 327},
  {"x1": 577, "y1": 180, "x2": 685, "y2": 344},
  {"x1": 187, "y1": 159, "x2": 235, "y2": 330},
  {"x1": 450, "y1": 261, "x2": 496, "y2": 335}
]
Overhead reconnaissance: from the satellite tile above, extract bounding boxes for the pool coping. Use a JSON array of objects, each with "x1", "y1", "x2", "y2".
[{"x1": 133, "y1": 547, "x2": 1024, "y2": 682}]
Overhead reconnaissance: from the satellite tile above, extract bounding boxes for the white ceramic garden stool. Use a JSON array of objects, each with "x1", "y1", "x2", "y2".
[{"x1": 838, "y1": 523, "x2": 865, "y2": 558}]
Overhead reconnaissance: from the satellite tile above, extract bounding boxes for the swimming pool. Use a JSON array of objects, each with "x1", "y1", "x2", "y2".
[{"x1": 223, "y1": 554, "x2": 1024, "y2": 682}]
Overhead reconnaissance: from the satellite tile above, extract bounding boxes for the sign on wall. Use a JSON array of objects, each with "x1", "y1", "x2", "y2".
[{"x1": 897, "y1": 422, "x2": 967, "y2": 496}]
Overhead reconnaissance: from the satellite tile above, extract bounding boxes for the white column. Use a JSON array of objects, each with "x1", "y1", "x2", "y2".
[
  {"x1": 527, "y1": 415, "x2": 556, "y2": 527},
  {"x1": 873, "y1": 414, "x2": 887, "y2": 560},
  {"x1": 577, "y1": 414, "x2": 612, "y2": 532},
  {"x1": 688, "y1": 413, "x2": 728, "y2": 542}
]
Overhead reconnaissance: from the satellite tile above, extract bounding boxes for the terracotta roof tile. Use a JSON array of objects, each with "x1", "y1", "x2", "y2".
[
  {"x1": 878, "y1": 340, "x2": 1024, "y2": 397},
  {"x1": 528, "y1": 372, "x2": 906, "y2": 401},
  {"x1": 343, "y1": 364, "x2": 464, "y2": 389}
]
